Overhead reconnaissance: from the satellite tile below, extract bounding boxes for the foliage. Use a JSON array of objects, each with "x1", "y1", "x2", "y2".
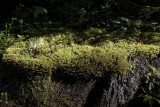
[
  {"x1": 137, "y1": 63, "x2": 160, "y2": 107},
  {"x1": 0, "y1": 19, "x2": 27, "y2": 55},
  {"x1": 0, "y1": 92, "x2": 11, "y2": 106},
  {"x1": 32, "y1": 6, "x2": 48, "y2": 19},
  {"x1": 0, "y1": 92, "x2": 8, "y2": 103},
  {"x1": 138, "y1": 6, "x2": 160, "y2": 21},
  {"x1": 9, "y1": 4, "x2": 48, "y2": 35},
  {"x1": 0, "y1": 30, "x2": 15, "y2": 54},
  {"x1": 106, "y1": 17, "x2": 143, "y2": 33},
  {"x1": 138, "y1": 82, "x2": 160, "y2": 107},
  {"x1": 0, "y1": 0, "x2": 160, "y2": 29}
]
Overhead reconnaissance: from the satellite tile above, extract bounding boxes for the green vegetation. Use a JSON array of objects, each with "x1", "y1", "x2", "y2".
[
  {"x1": 1, "y1": 0, "x2": 160, "y2": 106},
  {"x1": 138, "y1": 82, "x2": 160, "y2": 107},
  {"x1": 2, "y1": 29, "x2": 160, "y2": 79},
  {"x1": 0, "y1": 92, "x2": 8, "y2": 104}
]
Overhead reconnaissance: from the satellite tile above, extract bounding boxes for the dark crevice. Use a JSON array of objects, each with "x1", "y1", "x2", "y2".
[{"x1": 84, "y1": 77, "x2": 109, "y2": 107}]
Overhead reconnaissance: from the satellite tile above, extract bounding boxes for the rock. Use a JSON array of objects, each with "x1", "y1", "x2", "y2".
[
  {"x1": 0, "y1": 55, "x2": 150, "y2": 107},
  {"x1": 1, "y1": 34, "x2": 160, "y2": 106}
]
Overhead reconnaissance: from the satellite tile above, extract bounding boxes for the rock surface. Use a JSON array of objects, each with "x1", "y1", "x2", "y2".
[
  {"x1": 0, "y1": 55, "x2": 155, "y2": 107},
  {"x1": 1, "y1": 33, "x2": 160, "y2": 106}
]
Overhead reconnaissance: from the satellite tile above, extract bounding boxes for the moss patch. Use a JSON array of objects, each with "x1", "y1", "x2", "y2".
[{"x1": 2, "y1": 28, "x2": 160, "y2": 79}]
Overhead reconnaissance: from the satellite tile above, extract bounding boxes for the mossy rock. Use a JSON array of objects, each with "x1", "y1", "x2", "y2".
[
  {"x1": 1, "y1": 28, "x2": 160, "y2": 106},
  {"x1": 2, "y1": 30, "x2": 160, "y2": 79}
]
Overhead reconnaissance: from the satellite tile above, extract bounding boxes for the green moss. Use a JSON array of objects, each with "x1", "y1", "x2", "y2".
[
  {"x1": 2, "y1": 29, "x2": 160, "y2": 79},
  {"x1": 144, "y1": 64, "x2": 160, "y2": 86},
  {"x1": 17, "y1": 75, "x2": 78, "y2": 107}
]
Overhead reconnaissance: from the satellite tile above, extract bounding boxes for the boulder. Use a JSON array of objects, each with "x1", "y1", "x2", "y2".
[{"x1": 0, "y1": 34, "x2": 160, "y2": 106}]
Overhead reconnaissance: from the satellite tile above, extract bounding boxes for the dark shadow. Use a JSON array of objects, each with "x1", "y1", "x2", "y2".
[{"x1": 84, "y1": 77, "x2": 109, "y2": 107}]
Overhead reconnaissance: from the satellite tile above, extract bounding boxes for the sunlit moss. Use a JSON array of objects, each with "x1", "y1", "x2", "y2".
[{"x1": 3, "y1": 28, "x2": 160, "y2": 79}]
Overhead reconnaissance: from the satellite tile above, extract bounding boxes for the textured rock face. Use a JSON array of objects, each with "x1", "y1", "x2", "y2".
[
  {"x1": 0, "y1": 55, "x2": 151, "y2": 107},
  {"x1": 101, "y1": 55, "x2": 147, "y2": 107},
  {"x1": 150, "y1": 57, "x2": 160, "y2": 69}
]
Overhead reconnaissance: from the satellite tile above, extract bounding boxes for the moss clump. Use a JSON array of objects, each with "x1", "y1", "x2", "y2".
[
  {"x1": 2, "y1": 30, "x2": 160, "y2": 79},
  {"x1": 144, "y1": 64, "x2": 160, "y2": 86}
]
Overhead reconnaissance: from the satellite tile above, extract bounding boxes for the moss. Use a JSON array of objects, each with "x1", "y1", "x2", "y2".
[
  {"x1": 2, "y1": 28, "x2": 160, "y2": 106},
  {"x1": 144, "y1": 64, "x2": 160, "y2": 86},
  {"x1": 2, "y1": 28, "x2": 160, "y2": 79},
  {"x1": 16, "y1": 75, "x2": 79, "y2": 107}
]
